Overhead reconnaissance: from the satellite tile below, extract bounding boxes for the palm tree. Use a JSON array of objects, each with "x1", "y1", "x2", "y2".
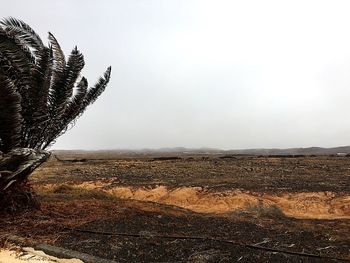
[{"x1": 0, "y1": 18, "x2": 111, "y2": 211}]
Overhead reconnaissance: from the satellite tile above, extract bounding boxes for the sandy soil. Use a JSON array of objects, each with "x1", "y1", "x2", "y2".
[
  {"x1": 63, "y1": 182, "x2": 350, "y2": 219},
  {"x1": 0, "y1": 248, "x2": 82, "y2": 263},
  {"x1": 109, "y1": 186, "x2": 350, "y2": 219}
]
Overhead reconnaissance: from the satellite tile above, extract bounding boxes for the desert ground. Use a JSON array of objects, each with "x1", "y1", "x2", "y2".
[{"x1": 1, "y1": 152, "x2": 350, "y2": 262}]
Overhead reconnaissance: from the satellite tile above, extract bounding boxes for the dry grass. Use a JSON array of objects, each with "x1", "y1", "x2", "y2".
[{"x1": 41, "y1": 184, "x2": 117, "y2": 201}]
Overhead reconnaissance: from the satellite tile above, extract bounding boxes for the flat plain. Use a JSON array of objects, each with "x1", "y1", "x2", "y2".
[{"x1": 2, "y1": 152, "x2": 350, "y2": 262}]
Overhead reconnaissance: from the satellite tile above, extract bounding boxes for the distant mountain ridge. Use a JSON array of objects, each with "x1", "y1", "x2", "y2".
[
  {"x1": 224, "y1": 146, "x2": 350, "y2": 155},
  {"x1": 53, "y1": 146, "x2": 350, "y2": 156}
]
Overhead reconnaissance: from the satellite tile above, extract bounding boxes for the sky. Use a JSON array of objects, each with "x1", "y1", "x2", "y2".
[{"x1": 3, "y1": 0, "x2": 350, "y2": 150}]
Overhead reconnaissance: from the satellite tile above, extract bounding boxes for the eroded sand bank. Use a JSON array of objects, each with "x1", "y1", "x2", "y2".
[{"x1": 54, "y1": 181, "x2": 350, "y2": 220}]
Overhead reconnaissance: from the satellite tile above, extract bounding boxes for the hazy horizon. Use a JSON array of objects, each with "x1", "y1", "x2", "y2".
[
  {"x1": 52, "y1": 145, "x2": 350, "y2": 151},
  {"x1": 3, "y1": 0, "x2": 350, "y2": 150}
]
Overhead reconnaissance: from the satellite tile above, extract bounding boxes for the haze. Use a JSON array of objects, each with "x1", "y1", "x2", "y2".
[{"x1": 3, "y1": 0, "x2": 350, "y2": 150}]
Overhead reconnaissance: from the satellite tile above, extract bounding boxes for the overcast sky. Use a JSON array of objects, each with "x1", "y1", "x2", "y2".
[{"x1": 3, "y1": 0, "x2": 350, "y2": 150}]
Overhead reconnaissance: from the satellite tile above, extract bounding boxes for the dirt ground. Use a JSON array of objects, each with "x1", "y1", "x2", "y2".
[{"x1": 2, "y1": 154, "x2": 350, "y2": 262}]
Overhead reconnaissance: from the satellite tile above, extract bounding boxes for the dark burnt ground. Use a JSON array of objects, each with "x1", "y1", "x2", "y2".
[
  {"x1": 58, "y1": 207, "x2": 350, "y2": 262},
  {"x1": 32, "y1": 155, "x2": 350, "y2": 193},
  {"x1": 1, "y1": 183, "x2": 349, "y2": 262}
]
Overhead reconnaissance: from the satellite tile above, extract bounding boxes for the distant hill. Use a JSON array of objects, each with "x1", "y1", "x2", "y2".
[
  {"x1": 53, "y1": 146, "x2": 350, "y2": 156},
  {"x1": 224, "y1": 146, "x2": 350, "y2": 156}
]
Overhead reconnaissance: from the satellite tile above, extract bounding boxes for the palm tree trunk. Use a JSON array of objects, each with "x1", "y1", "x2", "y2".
[{"x1": 0, "y1": 148, "x2": 50, "y2": 213}]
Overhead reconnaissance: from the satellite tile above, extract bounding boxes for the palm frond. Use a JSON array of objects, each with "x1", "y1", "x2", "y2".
[
  {"x1": 0, "y1": 17, "x2": 44, "y2": 53},
  {"x1": 65, "y1": 77, "x2": 88, "y2": 120},
  {"x1": 42, "y1": 77, "x2": 88, "y2": 148},
  {"x1": 42, "y1": 66, "x2": 111, "y2": 150},
  {"x1": 0, "y1": 74, "x2": 22, "y2": 153},
  {"x1": 84, "y1": 66, "x2": 111, "y2": 106},
  {"x1": 0, "y1": 29, "x2": 34, "y2": 133},
  {"x1": 49, "y1": 47, "x2": 84, "y2": 117},
  {"x1": 62, "y1": 46, "x2": 85, "y2": 99},
  {"x1": 25, "y1": 47, "x2": 53, "y2": 148},
  {"x1": 48, "y1": 32, "x2": 65, "y2": 82},
  {"x1": 0, "y1": 29, "x2": 34, "y2": 147},
  {"x1": 29, "y1": 47, "x2": 52, "y2": 116},
  {"x1": 0, "y1": 29, "x2": 33, "y2": 84}
]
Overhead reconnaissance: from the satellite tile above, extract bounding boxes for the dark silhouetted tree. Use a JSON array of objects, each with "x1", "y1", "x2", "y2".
[{"x1": 0, "y1": 18, "x2": 111, "y2": 211}]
